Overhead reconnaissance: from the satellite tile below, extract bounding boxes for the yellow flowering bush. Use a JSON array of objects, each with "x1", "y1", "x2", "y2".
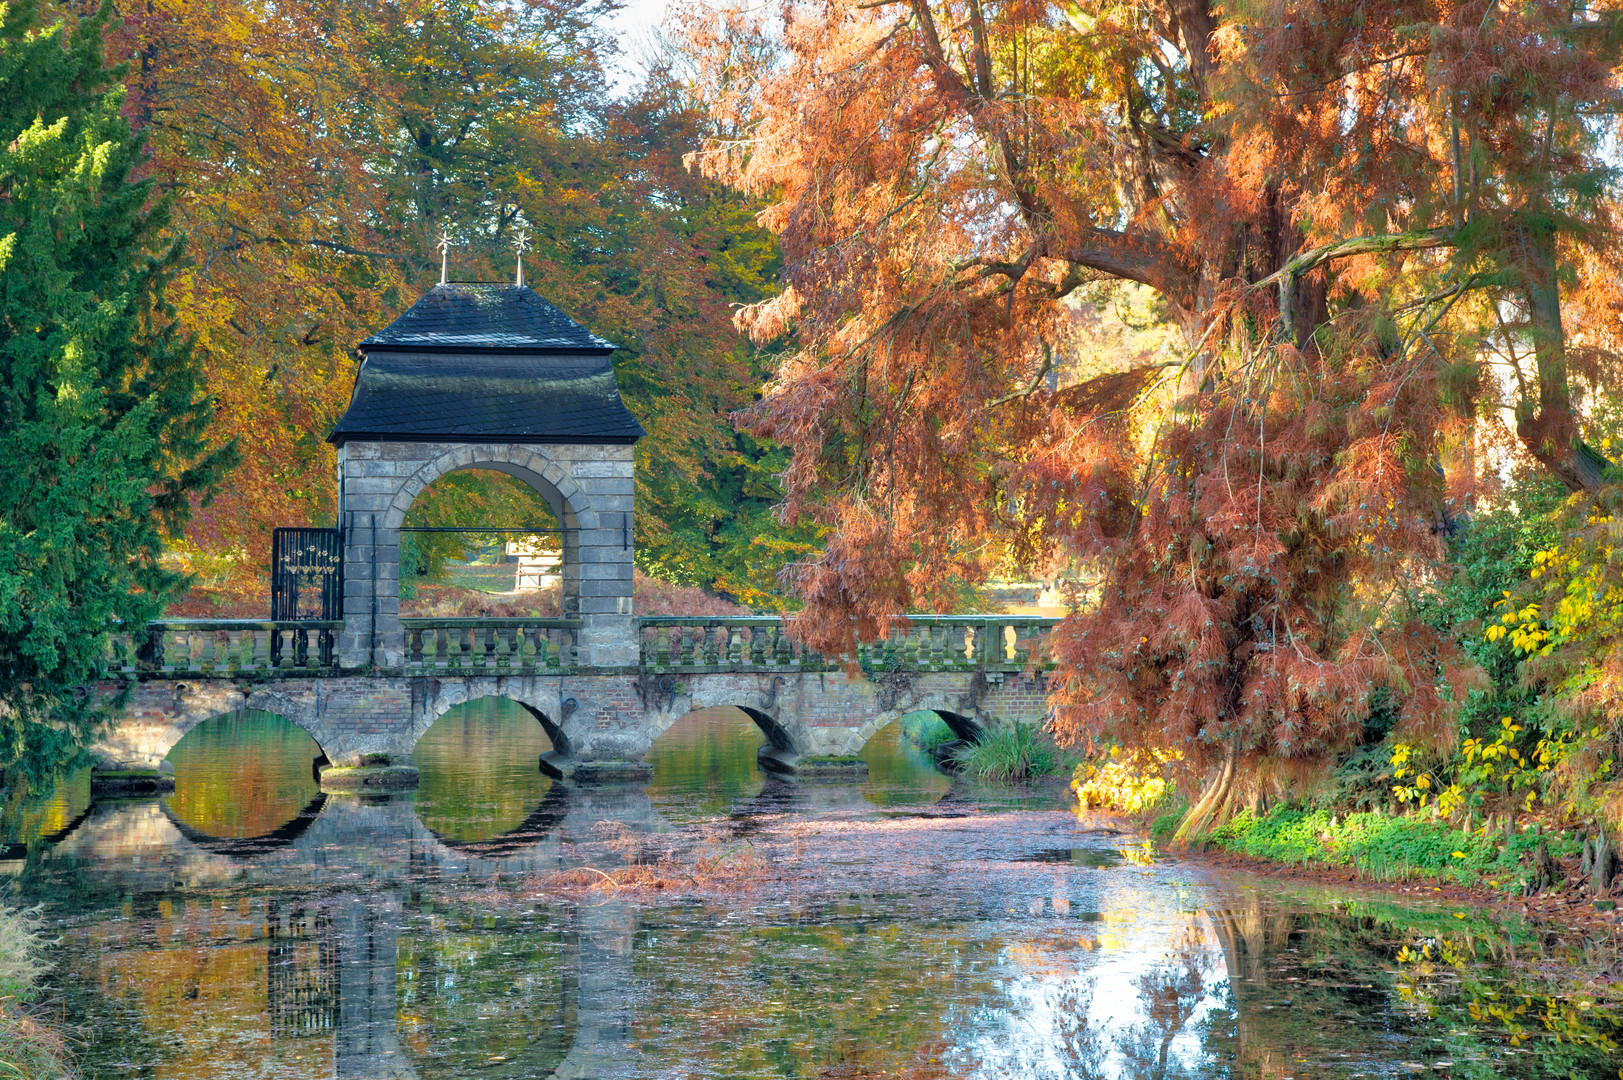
[
  {"x1": 1072, "y1": 746, "x2": 1179, "y2": 813},
  {"x1": 1486, "y1": 508, "x2": 1623, "y2": 659}
]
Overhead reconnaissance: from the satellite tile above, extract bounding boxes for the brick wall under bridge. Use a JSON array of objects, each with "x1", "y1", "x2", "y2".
[{"x1": 94, "y1": 615, "x2": 1060, "y2": 775}]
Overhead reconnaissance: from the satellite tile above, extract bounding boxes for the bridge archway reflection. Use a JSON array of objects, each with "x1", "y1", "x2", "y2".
[
  {"x1": 162, "y1": 709, "x2": 328, "y2": 843},
  {"x1": 643, "y1": 707, "x2": 767, "y2": 820},
  {"x1": 410, "y1": 697, "x2": 561, "y2": 844}
]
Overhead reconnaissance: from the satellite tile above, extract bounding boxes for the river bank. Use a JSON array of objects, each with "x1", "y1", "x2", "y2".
[{"x1": 1134, "y1": 801, "x2": 1623, "y2": 941}]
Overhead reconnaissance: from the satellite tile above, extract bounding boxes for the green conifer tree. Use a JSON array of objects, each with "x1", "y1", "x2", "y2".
[{"x1": 0, "y1": 1, "x2": 232, "y2": 786}]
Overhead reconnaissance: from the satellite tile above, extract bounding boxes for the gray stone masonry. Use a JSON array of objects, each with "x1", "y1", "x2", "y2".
[
  {"x1": 91, "y1": 668, "x2": 1051, "y2": 773},
  {"x1": 335, "y1": 441, "x2": 635, "y2": 668}
]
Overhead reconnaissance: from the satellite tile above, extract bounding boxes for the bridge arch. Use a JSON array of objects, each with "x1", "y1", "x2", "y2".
[
  {"x1": 641, "y1": 703, "x2": 797, "y2": 757},
  {"x1": 93, "y1": 690, "x2": 332, "y2": 772},
  {"x1": 410, "y1": 685, "x2": 572, "y2": 760},
  {"x1": 842, "y1": 708, "x2": 987, "y2": 758}
]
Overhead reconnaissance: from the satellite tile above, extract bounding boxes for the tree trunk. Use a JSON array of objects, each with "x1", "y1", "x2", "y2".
[
  {"x1": 1172, "y1": 737, "x2": 1238, "y2": 845},
  {"x1": 1516, "y1": 226, "x2": 1612, "y2": 491}
]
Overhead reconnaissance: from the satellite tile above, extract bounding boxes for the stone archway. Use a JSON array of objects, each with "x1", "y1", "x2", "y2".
[
  {"x1": 383, "y1": 444, "x2": 597, "y2": 537},
  {"x1": 334, "y1": 440, "x2": 636, "y2": 668},
  {"x1": 838, "y1": 707, "x2": 988, "y2": 759}
]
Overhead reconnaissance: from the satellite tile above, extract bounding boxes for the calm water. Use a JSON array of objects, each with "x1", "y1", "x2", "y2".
[{"x1": 5, "y1": 704, "x2": 1623, "y2": 1078}]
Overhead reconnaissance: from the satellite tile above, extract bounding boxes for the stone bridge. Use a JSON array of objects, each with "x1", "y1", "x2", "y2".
[{"x1": 94, "y1": 614, "x2": 1057, "y2": 780}]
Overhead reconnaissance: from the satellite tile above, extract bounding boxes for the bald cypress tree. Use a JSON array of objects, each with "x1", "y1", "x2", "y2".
[{"x1": 0, "y1": 1, "x2": 232, "y2": 786}]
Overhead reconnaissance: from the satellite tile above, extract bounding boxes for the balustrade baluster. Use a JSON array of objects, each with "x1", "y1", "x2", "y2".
[
  {"x1": 407, "y1": 628, "x2": 424, "y2": 668},
  {"x1": 748, "y1": 626, "x2": 766, "y2": 666},
  {"x1": 319, "y1": 627, "x2": 335, "y2": 668},
  {"x1": 728, "y1": 625, "x2": 743, "y2": 666},
  {"x1": 677, "y1": 626, "x2": 694, "y2": 666}
]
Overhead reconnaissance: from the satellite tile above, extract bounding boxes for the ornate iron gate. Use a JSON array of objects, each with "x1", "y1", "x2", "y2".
[{"x1": 271, "y1": 528, "x2": 344, "y2": 620}]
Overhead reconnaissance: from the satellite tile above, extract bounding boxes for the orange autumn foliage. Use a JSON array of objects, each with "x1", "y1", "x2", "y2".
[{"x1": 682, "y1": 0, "x2": 1623, "y2": 812}]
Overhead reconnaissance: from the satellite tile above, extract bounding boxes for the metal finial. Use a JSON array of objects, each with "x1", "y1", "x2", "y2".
[
  {"x1": 436, "y1": 230, "x2": 454, "y2": 285},
  {"x1": 512, "y1": 228, "x2": 531, "y2": 287}
]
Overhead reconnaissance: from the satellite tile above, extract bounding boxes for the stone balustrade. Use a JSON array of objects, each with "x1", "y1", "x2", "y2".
[
  {"x1": 636, "y1": 615, "x2": 1059, "y2": 673},
  {"x1": 109, "y1": 620, "x2": 343, "y2": 675},
  {"x1": 400, "y1": 618, "x2": 579, "y2": 673},
  {"x1": 113, "y1": 614, "x2": 1059, "y2": 677}
]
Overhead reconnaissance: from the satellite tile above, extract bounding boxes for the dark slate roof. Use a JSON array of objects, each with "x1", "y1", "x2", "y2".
[
  {"x1": 358, "y1": 282, "x2": 615, "y2": 352},
  {"x1": 329, "y1": 283, "x2": 644, "y2": 445}
]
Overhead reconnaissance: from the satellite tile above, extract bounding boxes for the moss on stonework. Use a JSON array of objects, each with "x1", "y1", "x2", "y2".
[{"x1": 319, "y1": 764, "x2": 420, "y2": 790}]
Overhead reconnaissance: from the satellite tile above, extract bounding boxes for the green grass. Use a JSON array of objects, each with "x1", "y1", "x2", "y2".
[
  {"x1": 1205, "y1": 806, "x2": 1576, "y2": 888},
  {"x1": 952, "y1": 722, "x2": 1075, "y2": 782}
]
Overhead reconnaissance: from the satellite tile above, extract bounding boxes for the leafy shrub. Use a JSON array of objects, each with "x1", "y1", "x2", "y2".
[
  {"x1": 953, "y1": 722, "x2": 1073, "y2": 781},
  {"x1": 1071, "y1": 747, "x2": 1178, "y2": 813},
  {"x1": 1150, "y1": 809, "x2": 1185, "y2": 844}
]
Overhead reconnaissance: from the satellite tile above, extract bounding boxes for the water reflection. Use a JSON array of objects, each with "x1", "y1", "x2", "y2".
[
  {"x1": 396, "y1": 899, "x2": 574, "y2": 1076},
  {"x1": 1, "y1": 766, "x2": 91, "y2": 858},
  {"x1": 165, "y1": 710, "x2": 323, "y2": 839},
  {"x1": 17, "y1": 703, "x2": 1623, "y2": 1079},
  {"x1": 644, "y1": 707, "x2": 766, "y2": 821},
  {"x1": 411, "y1": 698, "x2": 555, "y2": 843},
  {"x1": 860, "y1": 720, "x2": 952, "y2": 806}
]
